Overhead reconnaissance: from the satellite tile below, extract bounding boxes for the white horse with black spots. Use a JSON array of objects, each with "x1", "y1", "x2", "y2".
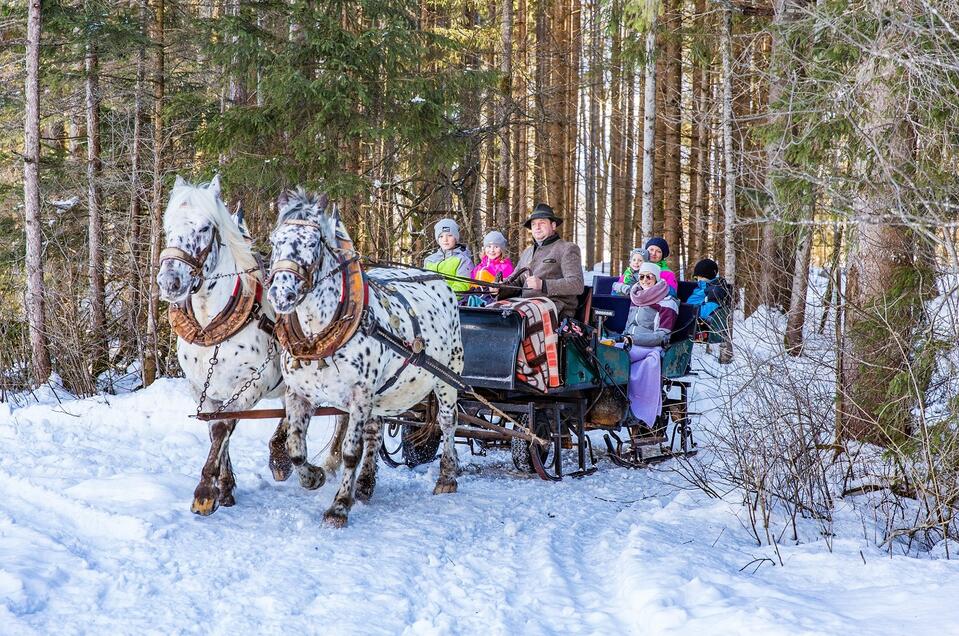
[
  {"x1": 267, "y1": 189, "x2": 464, "y2": 527},
  {"x1": 157, "y1": 175, "x2": 307, "y2": 515}
]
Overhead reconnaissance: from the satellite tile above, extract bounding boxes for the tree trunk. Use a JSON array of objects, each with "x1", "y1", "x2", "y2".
[
  {"x1": 839, "y1": 24, "x2": 925, "y2": 443},
  {"x1": 86, "y1": 0, "x2": 107, "y2": 378},
  {"x1": 497, "y1": 0, "x2": 513, "y2": 230},
  {"x1": 584, "y1": 0, "x2": 600, "y2": 267},
  {"x1": 719, "y1": 6, "x2": 736, "y2": 364},
  {"x1": 688, "y1": 0, "x2": 709, "y2": 261},
  {"x1": 127, "y1": 0, "x2": 148, "y2": 369},
  {"x1": 662, "y1": 0, "x2": 682, "y2": 272},
  {"x1": 23, "y1": 0, "x2": 51, "y2": 384},
  {"x1": 640, "y1": 27, "x2": 656, "y2": 241},
  {"x1": 566, "y1": 0, "x2": 582, "y2": 242},
  {"x1": 784, "y1": 223, "x2": 813, "y2": 355},
  {"x1": 144, "y1": 0, "x2": 165, "y2": 387},
  {"x1": 513, "y1": 0, "x2": 529, "y2": 251},
  {"x1": 609, "y1": 0, "x2": 625, "y2": 273},
  {"x1": 623, "y1": 65, "x2": 636, "y2": 260},
  {"x1": 533, "y1": 0, "x2": 547, "y2": 204}
]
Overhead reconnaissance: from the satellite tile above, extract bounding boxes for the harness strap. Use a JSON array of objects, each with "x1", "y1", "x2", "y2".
[
  {"x1": 368, "y1": 279, "x2": 426, "y2": 395},
  {"x1": 362, "y1": 309, "x2": 471, "y2": 394}
]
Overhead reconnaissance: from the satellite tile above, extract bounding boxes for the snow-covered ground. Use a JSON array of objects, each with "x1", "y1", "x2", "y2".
[{"x1": 3, "y1": 338, "x2": 959, "y2": 634}]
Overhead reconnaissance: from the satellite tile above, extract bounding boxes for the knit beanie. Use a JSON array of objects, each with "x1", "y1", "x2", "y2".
[
  {"x1": 644, "y1": 237, "x2": 670, "y2": 259},
  {"x1": 483, "y1": 230, "x2": 508, "y2": 251},
  {"x1": 629, "y1": 247, "x2": 649, "y2": 264},
  {"x1": 434, "y1": 218, "x2": 460, "y2": 242},
  {"x1": 638, "y1": 262, "x2": 661, "y2": 281},
  {"x1": 693, "y1": 258, "x2": 719, "y2": 280}
]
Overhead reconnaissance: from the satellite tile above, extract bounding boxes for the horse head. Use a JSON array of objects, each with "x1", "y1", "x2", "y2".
[
  {"x1": 157, "y1": 174, "x2": 253, "y2": 304},
  {"x1": 267, "y1": 188, "x2": 338, "y2": 315}
]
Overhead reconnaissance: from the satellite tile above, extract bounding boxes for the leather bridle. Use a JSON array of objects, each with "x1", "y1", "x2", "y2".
[
  {"x1": 268, "y1": 219, "x2": 343, "y2": 303},
  {"x1": 158, "y1": 228, "x2": 220, "y2": 292}
]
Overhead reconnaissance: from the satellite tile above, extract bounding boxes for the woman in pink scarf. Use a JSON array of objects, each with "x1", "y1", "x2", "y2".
[{"x1": 619, "y1": 262, "x2": 678, "y2": 429}]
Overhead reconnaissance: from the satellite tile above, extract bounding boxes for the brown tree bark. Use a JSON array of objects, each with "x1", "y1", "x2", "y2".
[
  {"x1": 143, "y1": 0, "x2": 165, "y2": 387},
  {"x1": 512, "y1": 0, "x2": 529, "y2": 252},
  {"x1": 609, "y1": 0, "x2": 625, "y2": 273},
  {"x1": 653, "y1": 40, "x2": 666, "y2": 238},
  {"x1": 127, "y1": 0, "x2": 148, "y2": 368},
  {"x1": 533, "y1": 0, "x2": 547, "y2": 204},
  {"x1": 839, "y1": 24, "x2": 924, "y2": 443},
  {"x1": 584, "y1": 0, "x2": 601, "y2": 267},
  {"x1": 566, "y1": 0, "x2": 582, "y2": 241},
  {"x1": 688, "y1": 0, "x2": 709, "y2": 262},
  {"x1": 497, "y1": 0, "x2": 513, "y2": 230},
  {"x1": 86, "y1": 0, "x2": 107, "y2": 378},
  {"x1": 23, "y1": 0, "x2": 51, "y2": 384},
  {"x1": 662, "y1": 0, "x2": 682, "y2": 272}
]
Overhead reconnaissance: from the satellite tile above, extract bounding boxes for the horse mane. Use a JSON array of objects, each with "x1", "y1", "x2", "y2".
[
  {"x1": 166, "y1": 179, "x2": 260, "y2": 291},
  {"x1": 276, "y1": 188, "x2": 336, "y2": 242}
]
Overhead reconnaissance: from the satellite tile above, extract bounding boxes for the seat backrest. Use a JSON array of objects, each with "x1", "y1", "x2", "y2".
[
  {"x1": 590, "y1": 294, "x2": 632, "y2": 333},
  {"x1": 669, "y1": 302, "x2": 698, "y2": 344},
  {"x1": 677, "y1": 280, "x2": 697, "y2": 303},
  {"x1": 592, "y1": 275, "x2": 617, "y2": 296},
  {"x1": 574, "y1": 286, "x2": 593, "y2": 324}
]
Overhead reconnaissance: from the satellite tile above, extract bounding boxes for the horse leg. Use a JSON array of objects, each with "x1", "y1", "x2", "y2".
[
  {"x1": 268, "y1": 417, "x2": 293, "y2": 482},
  {"x1": 321, "y1": 413, "x2": 348, "y2": 478},
  {"x1": 433, "y1": 384, "x2": 459, "y2": 495},
  {"x1": 324, "y1": 391, "x2": 372, "y2": 527},
  {"x1": 355, "y1": 417, "x2": 383, "y2": 503},
  {"x1": 217, "y1": 436, "x2": 237, "y2": 507},
  {"x1": 191, "y1": 412, "x2": 237, "y2": 515},
  {"x1": 284, "y1": 391, "x2": 326, "y2": 490}
]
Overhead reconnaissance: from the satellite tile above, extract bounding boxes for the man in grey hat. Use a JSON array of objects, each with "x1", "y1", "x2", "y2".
[{"x1": 503, "y1": 203, "x2": 584, "y2": 318}]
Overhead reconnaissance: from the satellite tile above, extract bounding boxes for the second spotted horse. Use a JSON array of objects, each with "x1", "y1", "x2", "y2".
[{"x1": 266, "y1": 189, "x2": 465, "y2": 527}]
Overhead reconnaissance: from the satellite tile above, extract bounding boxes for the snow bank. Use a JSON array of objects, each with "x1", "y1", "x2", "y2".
[{"x1": 3, "y1": 367, "x2": 958, "y2": 633}]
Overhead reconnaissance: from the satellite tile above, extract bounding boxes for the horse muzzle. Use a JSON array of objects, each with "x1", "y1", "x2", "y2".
[
  {"x1": 267, "y1": 272, "x2": 304, "y2": 315},
  {"x1": 157, "y1": 261, "x2": 195, "y2": 304}
]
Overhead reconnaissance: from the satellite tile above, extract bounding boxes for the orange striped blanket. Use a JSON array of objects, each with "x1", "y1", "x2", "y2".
[{"x1": 488, "y1": 297, "x2": 561, "y2": 391}]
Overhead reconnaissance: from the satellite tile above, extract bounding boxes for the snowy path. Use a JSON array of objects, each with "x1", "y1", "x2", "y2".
[{"x1": 2, "y1": 376, "x2": 958, "y2": 635}]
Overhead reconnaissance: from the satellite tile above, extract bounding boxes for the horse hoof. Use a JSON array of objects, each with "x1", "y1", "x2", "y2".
[
  {"x1": 219, "y1": 492, "x2": 236, "y2": 507},
  {"x1": 298, "y1": 465, "x2": 326, "y2": 491},
  {"x1": 355, "y1": 482, "x2": 375, "y2": 503},
  {"x1": 269, "y1": 451, "x2": 293, "y2": 482},
  {"x1": 433, "y1": 479, "x2": 457, "y2": 495},
  {"x1": 191, "y1": 496, "x2": 219, "y2": 516},
  {"x1": 323, "y1": 510, "x2": 348, "y2": 528}
]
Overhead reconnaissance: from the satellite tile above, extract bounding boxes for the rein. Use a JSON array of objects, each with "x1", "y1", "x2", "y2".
[{"x1": 362, "y1": 257, "x2": 527, "y2": 292}]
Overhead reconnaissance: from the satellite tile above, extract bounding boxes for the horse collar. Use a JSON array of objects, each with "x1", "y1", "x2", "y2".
[
  {"x1": 274, "y1": 232, "x2": 367, "y2": 361},
  {"x1": 168, "y1": 274, "x2": 269, "y2": 347}
]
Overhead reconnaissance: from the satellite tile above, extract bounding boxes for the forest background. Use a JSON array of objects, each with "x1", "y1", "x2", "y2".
[{"x1": 3, "y1": 0, "x2": 959, "y2": 549}]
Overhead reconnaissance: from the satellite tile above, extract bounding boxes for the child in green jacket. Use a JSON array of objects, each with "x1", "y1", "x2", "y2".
[{"x1": 424, "y1": 218, "x2": 474, "y2": 294}]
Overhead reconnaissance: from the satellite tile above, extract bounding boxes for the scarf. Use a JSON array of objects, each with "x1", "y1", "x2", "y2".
[{"x1": 629, "y1": 280, "x2": 669, "y2": 307}]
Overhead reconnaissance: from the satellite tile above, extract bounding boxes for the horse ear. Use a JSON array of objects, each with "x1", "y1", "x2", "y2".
[
  {"x1": 208, "y1": 173, "x2": 222, "y2": 197},
  {"x1": 174, "y1": 175, "x2": 187, "y2": 189},
  {"x1": 232, "y1": 201, "x2": 245, "y2": 226},
  {"x1": 317, "y1": 193, "x2": 329, "y2": 213},
  {"x1": 331, "y1": 203, "x2": 341, "y2": 224},
  {"x1": 276, "y1": 190, "x2": 290, "y2": 211}
]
